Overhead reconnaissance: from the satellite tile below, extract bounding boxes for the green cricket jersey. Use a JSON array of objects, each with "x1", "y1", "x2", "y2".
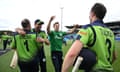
[
  {"x1": 32, "y1": 29, "x2": 47, "y2": 39},
  {"x1": 11, "y1": 32, "x2": 40, "y2": 62},
  {"x1": 1, "y1": 35, "x2": 12, "y2": 40},
  {"x1": 48, "y1": 31, "x2": 66, "y2": 51},
  {"x1": 76, "y1": 20, "x2": 115, "y2": 71},
  {"x1": 38, "y1": 31, "x2": 47, "y2": 39},
  {"x1": 32, "y1": 29, "x2": 47, "y2": 46}
]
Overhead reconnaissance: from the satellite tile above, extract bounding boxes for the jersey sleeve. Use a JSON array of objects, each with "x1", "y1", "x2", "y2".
[
  {"x1": 76, "y1": 27, "x2": 92, "y2": 45},
  {"x1": 62, "y1": 31, "x2": 67, "y2": 36},
  {"x1": 48, "y1": 31, "x2": 54, "y2": 37}
]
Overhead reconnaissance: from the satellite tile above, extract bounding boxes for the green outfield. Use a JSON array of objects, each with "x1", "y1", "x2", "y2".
[{"x1": 0, "y1": 40, "x2": 120, "y2": 72}]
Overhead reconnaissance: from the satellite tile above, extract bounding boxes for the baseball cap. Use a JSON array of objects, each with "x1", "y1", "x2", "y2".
[{"x1": 35, "y1": 19, "x2": 44, "y2": 25}]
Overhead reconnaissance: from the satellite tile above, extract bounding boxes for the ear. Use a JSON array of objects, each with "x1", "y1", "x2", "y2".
[{"x1": 91, "y1": 12, "x2": 95, "y2": 17}]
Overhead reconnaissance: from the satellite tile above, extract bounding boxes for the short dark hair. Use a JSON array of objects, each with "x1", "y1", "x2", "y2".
[
  {"x1": 53, "y1": 22, "x2": 59, "y2": 27},
  {"x1": 21, "y1": 19, "x2": 30, "y2": 28},
  {"x1": 91, "y1": 3, "x2": 107, "y2": 20}
]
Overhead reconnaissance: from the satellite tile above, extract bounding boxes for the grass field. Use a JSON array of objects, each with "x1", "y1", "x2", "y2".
[{"x1": 0, "y1": 40, "x2": 120, "y2": 72}]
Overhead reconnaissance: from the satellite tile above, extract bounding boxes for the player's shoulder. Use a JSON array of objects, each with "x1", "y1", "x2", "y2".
[
  {"x1": 27, "y1": 32, "x2": 36, "y2": 34},
  {"x1": 13, "y1": 32, "x2": 19, "y2": 36},
  {"x1": 82, "y1": 22, "x2": 108, "y2": 29},
  {"x1": 81, "y1": 24, "x2": 92, "y2": 29}
]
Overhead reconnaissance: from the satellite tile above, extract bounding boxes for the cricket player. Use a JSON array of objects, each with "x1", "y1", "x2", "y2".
[
  {"x1": 47, "y1": 16, "x2": 78, "y2": 72},
  {"x1": 15, "y1": 19, "x2": 49, "y2": 72},
  {"x1": 1, "y1": 32, "x2": 12, "y2": 50},
  {"x1": 32, "y1": 19, "x2": 49, "y2": 72},
  {"x1": 11, "y1": 19, "x2": 44, "y2": 72},
  {"x1": 62, "y1": 3, "x2": 116, "y2": 72}
]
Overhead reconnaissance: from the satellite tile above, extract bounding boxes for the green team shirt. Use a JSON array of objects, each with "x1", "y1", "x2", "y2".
[
  {"x1": 1, "y1": 35, "x2": 12, "y2": 40},
  {"x1": 11, "y1": 32, "x2": 40, "y2": 62},
  {"x1": 37, "y1": 31, "x2": 47, "y2": 46},
  {"x1": 32, "y1": 29, "x2": 47, "y2": 39},
  {"x1": 32, "y1": 29, "x2": 47, "y2": 46},
  {"x1": 76, "y1": 20, "x2": 115, "y2": 71},
  {"x1": 48, "y1": 31, "x2": 66, "y2": 51}
]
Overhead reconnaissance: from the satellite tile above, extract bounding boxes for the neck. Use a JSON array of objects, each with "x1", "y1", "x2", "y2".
[
  {"x1": 23, "y1": 28, "x2": 30, "y2": 32},
  {"x1": 91, "y1": 16, "x2": 99, "y2": 23}
]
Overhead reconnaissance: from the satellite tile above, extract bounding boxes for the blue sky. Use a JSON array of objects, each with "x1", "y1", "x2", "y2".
[{"x1": 0, "y1": 0, "x2": 120, "y2": 31}]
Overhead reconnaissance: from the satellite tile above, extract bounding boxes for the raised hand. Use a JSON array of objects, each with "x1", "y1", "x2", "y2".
[{"x1": 50, "y1": 16, "x2": 55, "y2": 21}]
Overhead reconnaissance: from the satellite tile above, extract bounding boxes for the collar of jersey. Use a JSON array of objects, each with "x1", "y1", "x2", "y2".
[
  {"x1": 32, "y1": 28, "x2": 42, "y2": 33},
  {"x1": 91, "y1": 20, "x2": 107, "y2": 27}
]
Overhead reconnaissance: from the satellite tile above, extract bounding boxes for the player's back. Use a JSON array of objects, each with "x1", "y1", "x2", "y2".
[
  {"x1": 14, "y1": 32, "x2": 40, "y2": 62},
  {"x1": 91, "y1": 24, "x2": 115, "y2": 71}
]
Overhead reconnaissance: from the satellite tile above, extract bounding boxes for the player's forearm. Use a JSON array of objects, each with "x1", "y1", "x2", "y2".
[
  {"x1": 15, "y1": 28, "x2": 26, "y2": 35},
  {"x1": 44, "y1": 39, "x2": 50, "y2": 45},
  {"x1": 47, "y1": 19, "x2": 52, "y2": 34},
  {"x1": 62, "y1": 40, "x2": 83, "y2": 72},
  {"x1": 15, "y1": 28, "x2": 22, "y2": 33},
  {"x1": 36, "y1": 38, "x2": 49, "y2": 45},
  {"x1": 47, "y1": 16, "x2": 55, "y2": 34},
  {"x1": 62, "y1": 53, "x2": 76, "y2": 72}
]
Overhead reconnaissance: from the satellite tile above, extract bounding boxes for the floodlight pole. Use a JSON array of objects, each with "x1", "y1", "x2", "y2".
[{"x1": 60, "y1": 7, "x2": 64, "y2": 31}]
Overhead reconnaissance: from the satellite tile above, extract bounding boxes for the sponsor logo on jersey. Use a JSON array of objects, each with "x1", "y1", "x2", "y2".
[{"x1": 78, "y1": 31, "x2": 87, "y2": 35}]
